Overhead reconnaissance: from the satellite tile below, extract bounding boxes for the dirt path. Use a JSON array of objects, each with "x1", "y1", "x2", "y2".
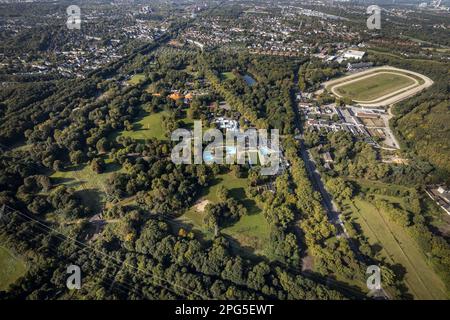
[{"x1": 385, "y1": 107, "x2": 401, "y2": 149}]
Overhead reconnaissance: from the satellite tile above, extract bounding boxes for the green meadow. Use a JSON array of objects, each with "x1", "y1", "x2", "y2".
[
  {"x1": 118, "y1": 110, "x2": 168, "y2": 141},
  {"x1": 116, "y1": 108, "x2": 194, "y2": 142},
  {"x1": 0, "y1": 246, "x2": 27, "y2": 291},
  {"x1": 127, "y1": 73, "x2": 145, "y2": 85},
  {"x1": 221, "y1": 72, "x2": 237, "y2": 81},
  {"x1": 343, "y1": 198, "x2": 448, "y2": 299},
  {"x1": 50, "y1": 157, "x2": 122, "y2": 213},
  {"x1": 178, "y1": 173, "x2": 270, "y2": 257}
]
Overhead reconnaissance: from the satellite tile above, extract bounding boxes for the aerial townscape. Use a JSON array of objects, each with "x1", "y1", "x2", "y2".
[{"x1": 0, "y1": 0, "x2": 449, "y2": 307}]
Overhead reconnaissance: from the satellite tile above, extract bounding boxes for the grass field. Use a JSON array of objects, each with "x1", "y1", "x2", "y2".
[
  {"x1": 0, "y1": 246, "x2": 27, "y2": 291},
  {"x1": 116, "y1": 109, "x2": 194, "y2": 142},
  {"x1": 343, "y1": 198, "x2": 448, "y2": 299},
  {"x1": 334, "y1": 72, "x2": 416, "y2": 102},
  {"x1": 50, "y1": 158, "x2": 122, "y2": 213},
  {"x1": 177, "y1": 173, "x2": 270, "y2": 256},
  {"x1": 51, "y1": 109, "x2": 188, "y2": 210},
  {"x1": 221, "y1": 72, "x2": 237, "y2": 81},
  {"x1": 118, "y1": 110, "x2": 168, "y2": 141},
  {"x1": 222, "y1": 212, "x2": 270, "y2": 258},
  {"x1": 127, "y1": 73, "x2": 145, "y2": 85},
  {"x1": 51, "y1": 158, "x2": 121, "y2": 190}
]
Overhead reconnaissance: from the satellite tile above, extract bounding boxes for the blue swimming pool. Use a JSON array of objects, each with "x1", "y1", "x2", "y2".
[
  {"x1": 203, "y1": 151, "x2": 214, "y2": 162},
  {"x1": 225, "y1": 146, "x2": 237, "y2": 155},
  {"x1": 259, "y1": 146, "x2": 270, "y2": 156}
]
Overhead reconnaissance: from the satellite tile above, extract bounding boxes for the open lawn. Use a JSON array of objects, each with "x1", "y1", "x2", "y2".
[
  {"x1": 0, "y1": 246, "x2": 27, "y2": 291},
  {"x1": 221, "y1": 72, "x2": 237, "y2": 81},
  {"x1": 116, "y1": 109, "x2": 193, "y2": 142},
  {"x1": 51, "y1": 158, "x2": 121, "y2": 191},
  {"x1": 127, "y1": 73, "x2": 145, "y2": 85},
  {"x1": 177, "y1": 173, "x2": 270, "y2": 256},
  {"x1": 50, "y1": 158, "x2": 122, "y2": 213},
  {"x1": 334, "y1": 72, "x2": 416, "y2": 102},
  {"x1": 118, "y1": 111, "x2": 168, "y2": 141},
  {"x1": 222, "y1": 213, "x2": 270, "y2": 257},
  {"x1": 343, "y1": 198, "x2": 448, "y2": 299}
]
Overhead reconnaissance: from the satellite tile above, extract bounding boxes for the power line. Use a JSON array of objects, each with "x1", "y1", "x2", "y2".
[
  {"x1": 1, "y1": 208, "x2": 150, "y2": 299},
  {"x1": 1, "y1": 205, "x2": 211, "y2": 300}
]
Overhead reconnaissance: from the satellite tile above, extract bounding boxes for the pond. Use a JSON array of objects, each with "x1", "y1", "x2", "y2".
[{"x1": 243, "y1": 74, "x2": 256, "y2": 86}]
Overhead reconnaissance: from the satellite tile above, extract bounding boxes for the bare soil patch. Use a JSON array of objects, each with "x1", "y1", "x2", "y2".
[{"x1": 194, "y1": 199, "x2": 211, "y2": 213}]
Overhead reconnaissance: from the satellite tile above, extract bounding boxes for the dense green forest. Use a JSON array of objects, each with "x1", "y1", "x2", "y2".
[
  {"x1": 0, "y1": 35, "x2": 362, "y2": 299},
  {"x1": 368, "y1": 52, "x2": 450, "y2": 184}
]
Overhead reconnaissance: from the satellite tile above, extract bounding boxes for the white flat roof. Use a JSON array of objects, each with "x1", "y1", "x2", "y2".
[{"x1": 343, "y1": 50, "x2": 365, "y2": 58}]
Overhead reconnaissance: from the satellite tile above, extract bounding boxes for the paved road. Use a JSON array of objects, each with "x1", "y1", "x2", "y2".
[
  {"x1": 298, "y1": 139, "x2": 349, "y2": 238},
  {"x1": 291, "y1": 83, "x2": 348, "y2": 237},
  {"x1": 297, "y1": 135, "x2": 391, "y2": 299},
  {"x1": 292, "y1": 90, "x2": 391, "y2": 299}
]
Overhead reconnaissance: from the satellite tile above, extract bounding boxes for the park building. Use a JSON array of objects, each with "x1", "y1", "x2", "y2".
[
  {"x1": 343, "y1": 50, "x2": 366, "y2": 60},
  {"x1": 322, "y1": 152, "x2": 334, "y2": 163}
]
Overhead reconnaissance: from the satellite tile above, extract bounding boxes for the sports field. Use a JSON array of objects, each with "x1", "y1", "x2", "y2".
[
  {"x1": 323, "y1": 66, "x2": 433, "y2": 106},
  {"x1": 334, "y1": 73, "x2": 416, "y2": 102}
]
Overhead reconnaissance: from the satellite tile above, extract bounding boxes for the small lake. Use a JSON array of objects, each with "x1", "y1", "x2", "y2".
[{"x1": 243, "y1": 74, "x2": 256, "y2": 86}]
